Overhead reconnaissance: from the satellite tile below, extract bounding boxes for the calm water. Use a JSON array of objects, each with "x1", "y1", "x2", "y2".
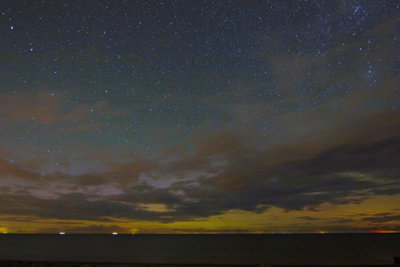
[{"x1": 0, "y1": 234, "x2": 399, "y2": 265}]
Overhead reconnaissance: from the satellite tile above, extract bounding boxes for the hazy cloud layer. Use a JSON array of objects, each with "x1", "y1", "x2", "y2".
[{"x1": 0, "y1": 108, "x2": 399, "y2": 226}]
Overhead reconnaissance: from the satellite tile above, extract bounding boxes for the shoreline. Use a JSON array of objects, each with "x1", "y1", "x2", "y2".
[{"x1": 0, "y1": 261, "x2": 398, "y2": 267}]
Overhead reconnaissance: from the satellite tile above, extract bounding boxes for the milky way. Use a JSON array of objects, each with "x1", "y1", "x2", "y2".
[{"x1": 0, "y1": 1, "x2": 399, "y2": 233}]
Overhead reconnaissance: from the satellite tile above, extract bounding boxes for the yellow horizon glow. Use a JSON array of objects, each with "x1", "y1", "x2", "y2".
[{"x1": 1, "y1": 195, "x2": 399, "y2": 234}]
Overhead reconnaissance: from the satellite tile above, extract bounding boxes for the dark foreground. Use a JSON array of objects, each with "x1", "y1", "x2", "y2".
[
  {"x1": 0, "y1": 262, "x2": 399, "y2": 267},
  {"x1": 0, "y1": 261, "x2": 257, "y2": 267},
  {"x1": 0, "y1": 234, "x2": 399, "y2": 265},
  {"x1": 0, "y1": 261, "x2": 398, "y2": 267}
]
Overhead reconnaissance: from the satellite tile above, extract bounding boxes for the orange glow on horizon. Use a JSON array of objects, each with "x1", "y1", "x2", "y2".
[{"x1": 370, "y1": 229, "x2": 399, "y2": 233}]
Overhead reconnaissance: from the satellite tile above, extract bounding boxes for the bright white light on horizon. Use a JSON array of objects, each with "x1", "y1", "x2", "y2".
[
  {"x1": 112, "y1": 232, "x2": 118, "y2": 235},
  {"x1": 59, "y1": 232, "x2": 65, "y2": 235}
]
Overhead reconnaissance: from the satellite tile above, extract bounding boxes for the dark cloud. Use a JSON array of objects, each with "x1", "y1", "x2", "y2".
[
  {"x1": 0, "y1": 193, "x2": 134, "y2": 220},
  {"x1": 0, "y1": 158, "x2": 41, "y2": 180},
  {"x1": 276, "y1": 135, "x2": 400, "y2": 178},
  {"x1": 0, "y1": 115, "x2": 399, "y2": 224},
  {"x1": 361, "y1": 213, "x2": 400, "y2": 223},
  {"x1": 166, "y1": 134, "x2": 400, "y2": 217},
  {"x1": 72, "y1": 173, "x2": 109, "y2": 186},
  {"x1": 296, "y1": 216, "x2": 321, "y2": 221},
  {"x1": 0, "y1": 192, "x2": 180, "y2": 222}
]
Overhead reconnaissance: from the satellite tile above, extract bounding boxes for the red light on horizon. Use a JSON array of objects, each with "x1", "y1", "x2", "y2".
[{"x1": 370, "y1": 229, "x2": 398, "y2": 233}]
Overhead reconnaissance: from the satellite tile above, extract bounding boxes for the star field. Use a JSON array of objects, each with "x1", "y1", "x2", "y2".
[{"x1": 0, "y1": 0, "x2": 399, "y2": 233}]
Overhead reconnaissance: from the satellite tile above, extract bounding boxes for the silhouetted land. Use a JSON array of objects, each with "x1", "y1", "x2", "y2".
[
  {"x1": 1, "y1": 261, "x2": 400, "y2": 267},
  {"x1": 1, "y1": 234, "x2": 399, "y2": 265},
  {"x1": 0, "y1": 262, "x2": 398, "y2": 267}
]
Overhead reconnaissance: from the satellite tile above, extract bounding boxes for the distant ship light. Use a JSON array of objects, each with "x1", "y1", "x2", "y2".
[
  {"x1": 112, "y1": 232, "x2": 118, "y2": 235},
  {"x1": 59, "y1": 232, "x2": 65, "y2": 235}
]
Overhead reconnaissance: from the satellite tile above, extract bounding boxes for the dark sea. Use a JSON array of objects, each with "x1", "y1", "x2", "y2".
[{"x1": 0, "y1": 234, "x2": 399, "y2": 265}]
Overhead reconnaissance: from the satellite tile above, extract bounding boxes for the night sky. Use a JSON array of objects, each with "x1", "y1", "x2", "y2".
[{"x1": 0, "y1": 1, "x2": 399, "y2": 234}]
